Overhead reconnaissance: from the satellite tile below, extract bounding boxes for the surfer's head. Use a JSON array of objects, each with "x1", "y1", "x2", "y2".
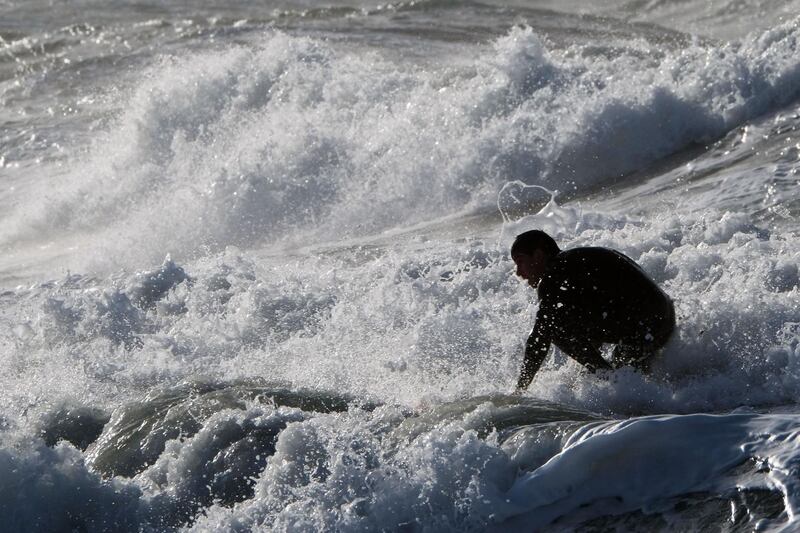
[{"x1": 511, "y1": 230, "x2": 560, "y2": 288}]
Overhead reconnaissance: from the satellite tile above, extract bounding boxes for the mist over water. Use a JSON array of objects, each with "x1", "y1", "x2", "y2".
[{"x1": 1, "y1": 1, "x2": 800, "y2": 531}]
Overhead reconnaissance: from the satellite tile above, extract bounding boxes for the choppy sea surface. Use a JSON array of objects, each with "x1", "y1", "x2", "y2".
[{"x1": 2, "y1": 1, "x2": 800, "y2": 531}]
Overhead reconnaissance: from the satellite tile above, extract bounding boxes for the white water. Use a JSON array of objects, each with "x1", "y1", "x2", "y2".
[
  {"x1": 1, "y1": 1, "x2": 799, "y2": 531},
  {"x1": 4, "y1": 18, "x2": 800, "y2": 272}
]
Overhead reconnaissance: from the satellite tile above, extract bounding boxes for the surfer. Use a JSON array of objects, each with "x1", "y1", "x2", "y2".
[{"x1": 512, "y1": 230, "x2": 675, "y2": 391}]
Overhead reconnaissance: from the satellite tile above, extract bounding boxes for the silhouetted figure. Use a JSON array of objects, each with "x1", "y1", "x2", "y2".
[{"x1": 511, "y1": 230, "x2": 675, "y2": 391}]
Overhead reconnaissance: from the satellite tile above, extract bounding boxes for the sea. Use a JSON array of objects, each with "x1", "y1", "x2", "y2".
[{"x1": 1, "y1": 0, "x2": 800, "y2": 531}]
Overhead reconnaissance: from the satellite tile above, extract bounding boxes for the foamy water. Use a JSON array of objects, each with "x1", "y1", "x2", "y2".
[{"x1": 1, "y1": 1, "x2": 800, "y2": 531}]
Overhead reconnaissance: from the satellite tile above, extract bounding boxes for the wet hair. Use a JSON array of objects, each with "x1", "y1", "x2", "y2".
[{"x1": 511, "y1": 230, "x2": 560, "y2": 257}]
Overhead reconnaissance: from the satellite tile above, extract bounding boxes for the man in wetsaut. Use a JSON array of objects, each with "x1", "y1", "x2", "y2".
[{"x1": 511, "y1": 229, "x2": 675, "y2": 391}]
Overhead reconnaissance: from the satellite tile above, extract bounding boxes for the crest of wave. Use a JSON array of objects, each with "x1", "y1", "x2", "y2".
[{"x1": 4, "y1": 18, "x2": 800, "y2": 269}]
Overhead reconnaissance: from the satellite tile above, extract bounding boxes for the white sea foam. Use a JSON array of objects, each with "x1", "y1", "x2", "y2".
[
  {"x1": 6, "y1": 399, "x2": 799, "y2": 531},
  {"x1": 2, "y1": 200, "x2": 798, "y2": 428},
  {"x1": 496, "y1": 412, "x2": 800, "y2": 531},
  {"x1": 2, "y1": 199, "x2": 799, "y2": 528},
  {"x1": 3, "y1": 19, "x2": 800, "y2": 272},
  {"x1": 2, "y1": 7, "x2": 800, "y2": 531},
  {"x1": 0, "y1": 438, "x2": 142, "y2": 532}
]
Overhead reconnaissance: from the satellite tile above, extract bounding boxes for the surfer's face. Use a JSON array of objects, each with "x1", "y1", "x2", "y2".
[{"x1": 512, "y1": 250, "x2": 549, "y2": 288}]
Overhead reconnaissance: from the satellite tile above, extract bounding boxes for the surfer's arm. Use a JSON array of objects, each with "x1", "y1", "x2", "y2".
[{"x1": 516, "y1": 318, "x2": 551, "y2": 391}]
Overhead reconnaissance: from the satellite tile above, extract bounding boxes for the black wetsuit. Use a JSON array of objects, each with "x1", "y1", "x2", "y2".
[{"x1": 517, "y1": 247, "x2": 675, "y2": 390}]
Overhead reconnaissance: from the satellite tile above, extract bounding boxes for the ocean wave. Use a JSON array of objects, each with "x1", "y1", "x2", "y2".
[
  {"x1": 3, "y1": 389, "x2": 799, "y2": 531},
  {"x1": 2, "y1": 204, "x2": 798, "y2": 419},
  {"x1": 3, "y1": 18, "x2": 800, "y2": 269}
]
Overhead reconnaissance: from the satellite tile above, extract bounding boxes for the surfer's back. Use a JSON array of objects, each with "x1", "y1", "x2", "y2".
[{"x1": 537, "y1": 246, "x2": 674, "y2": 346}]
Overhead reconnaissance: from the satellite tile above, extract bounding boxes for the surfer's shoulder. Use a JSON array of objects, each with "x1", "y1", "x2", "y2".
[
  {"x1": 540, "y1": 247, "x2": 607, "y2": 277},
  {"x1": 537, "y1": 247, "x2": 625, "y2": 295}
]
